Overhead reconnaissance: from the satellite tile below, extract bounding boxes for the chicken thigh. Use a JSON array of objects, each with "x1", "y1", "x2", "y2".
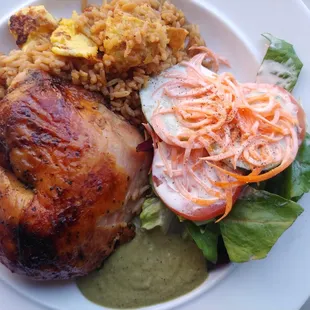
[{"x1": 0, "y1": 69, "x2": 151, "y2": 280}]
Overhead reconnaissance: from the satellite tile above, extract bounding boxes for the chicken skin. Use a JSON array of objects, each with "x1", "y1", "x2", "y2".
[{"x1": 0, "y1": 69, "x2": 151, "y2": 280}]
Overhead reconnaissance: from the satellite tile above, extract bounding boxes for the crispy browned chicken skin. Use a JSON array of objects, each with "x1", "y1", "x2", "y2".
[{"x1": 0, "y1": 70, "x2": 151, "y2": 280}]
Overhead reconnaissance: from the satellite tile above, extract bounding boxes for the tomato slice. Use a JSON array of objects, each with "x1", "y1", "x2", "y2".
[
  {"x1": 243, "y1": 83, "x2": 306, "y2": 145},
  {"x1": 278, "y1": 86, "x2": 306, "y2": 144},
  {"x1": 152, "y1": 142, "x2": 242, "y2": 221}
]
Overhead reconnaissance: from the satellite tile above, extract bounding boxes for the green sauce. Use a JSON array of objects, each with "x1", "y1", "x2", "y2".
[{"x1": 77, "y1": 229, "x2": 208, "y2": 309}]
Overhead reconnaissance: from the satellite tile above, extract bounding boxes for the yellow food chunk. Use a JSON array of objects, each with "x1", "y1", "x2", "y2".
[
  {"x1": 104, "y1": 14, "x2": 169, "y2": 70},
  {"x1": 104, "y1": 15, "x2": 145, "y2": 55},
  {"x1": 167, "y1": 27, "x2": 189, "y2": 51},
  {"x1": 51, "y1": 18, "x2": 98, "y2": 58},
  {"x1": 9, "y1": 5, "x2": 58, "y2": 50}
]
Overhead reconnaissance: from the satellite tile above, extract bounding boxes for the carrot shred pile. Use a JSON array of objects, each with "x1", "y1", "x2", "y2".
[{"x1": 149, "y1": 49, "x2": 302, "y2": 220}]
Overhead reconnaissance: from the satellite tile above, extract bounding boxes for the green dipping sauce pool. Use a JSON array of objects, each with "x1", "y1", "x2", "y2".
[{"x1": 77, "y1": 229, "x2": 208, "y2": 309}]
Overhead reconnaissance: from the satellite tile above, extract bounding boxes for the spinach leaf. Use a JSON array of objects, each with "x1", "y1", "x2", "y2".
[
  {"x1": 257, "y1": 34, "x2": 308, "y2": 201},
  {"x1": 193, "y1": 219, "x2": 215, "y2": 226},
  {"x1": 265, "y1": 133, "x2": 310, "y2": 201},
  {"x1": 257, "y1": 33, "x2": 303, "y2": 92},
  {"x1": 186, "y1": 221, "x2": 219, "y2": 263},
  {"x1": 220, "y1": 187, "x2": 303, "y2": 263}
]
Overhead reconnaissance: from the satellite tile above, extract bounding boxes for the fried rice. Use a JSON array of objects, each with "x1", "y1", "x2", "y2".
[{"x1": 0, "y1": 0, "x2": 206, "y2": 125}]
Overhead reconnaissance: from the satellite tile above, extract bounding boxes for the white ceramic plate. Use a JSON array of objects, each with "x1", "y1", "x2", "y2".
[{"x1": 0, "y1": 0, "x2": 310, "y2": 309}]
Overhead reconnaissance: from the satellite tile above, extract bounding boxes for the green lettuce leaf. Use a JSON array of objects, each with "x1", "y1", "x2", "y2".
[
  {"x1": 265, "y1": 133, "x2": 310, "y2": 201},
  {"x1": 186, "y1": 222, "x2": 219, "y2": 263},
  {"x1": 140, "y1": 197, "x2": 174, "y2": 233},
  {"x1": 257, "y1": 33, "x2": 303, "y2": 92},
  {"x1": 220, "y1": 187, "x2": 303, "y2": 263}
]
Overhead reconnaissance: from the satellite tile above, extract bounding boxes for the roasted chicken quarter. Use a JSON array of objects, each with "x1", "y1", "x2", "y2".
[{"x1": 0, "y1": 69, "x2": 151, "y2": 280}]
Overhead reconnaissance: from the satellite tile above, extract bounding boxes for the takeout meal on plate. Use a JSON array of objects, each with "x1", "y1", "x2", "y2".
[{"x1": 0, "y1": 0, "x2": 309, "y2": 308}]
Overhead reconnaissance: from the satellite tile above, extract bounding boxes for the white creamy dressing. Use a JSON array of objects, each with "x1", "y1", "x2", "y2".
[
  {"x1": 256, "y1": 58, "x2": 297, "y2": 91},
  {"x1": 140, "y1": 64, "x2": 215, "y2": 147},
  {"x1": 152, "y1": 144, "x2": 225, "y2": 215},
  {"x1": 141, "y1": 63, "x2": 298, "y2": 171},
  {"x1": 247, "y1": 88, "x2": 298, "y2": 117}
]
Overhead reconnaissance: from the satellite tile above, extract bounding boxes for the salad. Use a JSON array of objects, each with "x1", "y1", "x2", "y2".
[{"x1": 140, "y1": 33, "x2": 308, "y2": 264}]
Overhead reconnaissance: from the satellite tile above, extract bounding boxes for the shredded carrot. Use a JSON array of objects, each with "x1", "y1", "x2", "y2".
[{"x1": 149, "y1": 50, "x2": 303, "y2": 220}]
